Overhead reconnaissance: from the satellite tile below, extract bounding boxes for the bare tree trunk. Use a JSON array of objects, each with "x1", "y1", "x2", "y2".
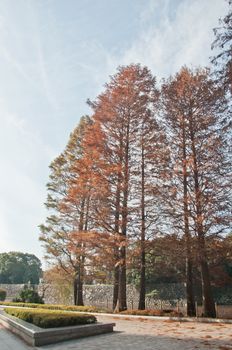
[
  {"x1": 73, "y1": 275, "x2": 77, "y2": 305},
  {"x1": 118, "y1": 246, "x2": 127, "y2": 311},
  {"x1": 113, "y1": 173, "x2": 121, "y2": 310},
  {"x1": 198, "y1": 233, "x2": 215, "y2": 317},
  {"x1": 182, "y1": 120, "x2": 196, "y2": 317},
  {"x1": 74, "y1": 198, "x2": 86, "y2": 307},
  {"x1": 76, "y1": 264, "x2": 84, "y2": 306},
  {"x1": 189, "y1": 117, "x2": 216, "y2": 318},
  {"x1": 113, "y1": 264, "x2": 119, "y2": 310},
  {"x1": 185, "y1": 243, "x2": 196, "y2": 316},
  {"x1": 138, "y1": 142, "x2": 146, "y2": 310},
  {"x1": 138, "y1": 249, "x2": 146, "y2": 310},
  {"x1": 118, "y1": 122, "x2": 130, "y2": 311}
]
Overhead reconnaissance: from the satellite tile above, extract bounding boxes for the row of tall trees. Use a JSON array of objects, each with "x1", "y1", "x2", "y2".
[
  {"x1": 40, "y1": 65, "x2": 231, "y2": 316},
  {"x1": 40, "y1": 6, "x2": 232, "y2": 318}
]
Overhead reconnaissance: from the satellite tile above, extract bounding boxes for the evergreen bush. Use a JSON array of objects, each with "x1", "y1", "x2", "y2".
[
  {"x1": 13, "y1": 286, "x2": 44, "y2": 304},
  {"x1": 0, "y1": 289, "x2": 6, "y2": 301},
  {"x1": 4, "y1": 308, "x2": 97, "y2": 328}
]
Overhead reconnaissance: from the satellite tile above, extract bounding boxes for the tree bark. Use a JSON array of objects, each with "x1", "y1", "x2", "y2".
[
  {"x1": 73, "y1": 198, "x2": 86, "y2": 306},
  {"x1": 76, "y1": 264, "x2": 84, "y2": 306},
  {"x1": 113, "y1": 263, "x2": 119, "y2": 310},
  {"x1": 118, "y1": 122, "x2": 130, "y2": 311},
  {"x1": 138, "y1": 141, "x2": 146, "y2": 310},
  {"x1": 113, "y1": 142, "x2": 122, "y2": 310},
  {"x1": 198, "y1": 234, "x2": 215, "y2": 317},
  {"x1": 182, "y1": 119, "x2": 196, "y2": 317},
  {"x1": 73, "y1": 275, "x2": 77, "y2": 305},
  {"x1": 189, "y1": 115, "x2": 216, "y2": 318},
  {"x1": 118, "y1": 246, "x2": 127, "y2": 311},
  {"x1": 73, "y1": 265, "x2": 84, "y2": 306}
]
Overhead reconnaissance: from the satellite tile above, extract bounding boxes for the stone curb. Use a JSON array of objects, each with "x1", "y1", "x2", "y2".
[
  {"x1": 0, "y1": 310, "x2": 115, "y2": 346},
  {"x1": 91, "y1": 312, "x2": 232, "y2": 324},
  {"x1": 1, "y1": 305, "x2": 232, "y2": 324}
]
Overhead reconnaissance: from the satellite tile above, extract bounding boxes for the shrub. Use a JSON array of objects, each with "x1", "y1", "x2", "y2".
[
  {"x1": 0, "y1": 289, "x2": 6, "y2": 301},
  {"x1": 119, "y1": 309, "x2": 165, "y2": 316},
  {"x1": 13, "y1": 287, "x2": 44, "y2": 304},
  {"x1": 0, "y1": 302, "x2": 99, "y2": 312},
  {"x1": 4, "y1": 308, "x2": 97, "y2": 328},
  {"x1": 168, "y1": 310, "x2": 184, "y2": 317},
  {"x1": 146, "y1": 290, "x2": 159, "y2": 299}
]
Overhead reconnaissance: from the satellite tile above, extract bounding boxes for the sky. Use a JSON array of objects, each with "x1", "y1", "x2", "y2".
[{"x1": 0, "y1": 0, "x2": 229, "y2": 267}]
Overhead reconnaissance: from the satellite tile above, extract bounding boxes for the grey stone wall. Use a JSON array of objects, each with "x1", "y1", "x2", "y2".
[
  {"x1": 39, "y1": 283, "x2": 186, "y2": 310},
  {"x1": 37, "y1": 284, "x2": 140, "y2": 308},
  {"x1": 1, "y1": 283, "x2": 232, "y2": 318},
  {"x1": 0, "y1": 284, "x2": 26, "y2": 300},
  {"x1": 0, "y1": 283, "x2": 185, "y2": 309}
]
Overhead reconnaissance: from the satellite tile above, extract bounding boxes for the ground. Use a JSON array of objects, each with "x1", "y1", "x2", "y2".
[{"x1": 0, "y1": 314, "x2": 232, "y2": 350}]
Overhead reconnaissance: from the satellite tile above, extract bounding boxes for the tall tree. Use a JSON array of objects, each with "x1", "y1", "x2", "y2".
[
  {"x1": 39, "y1": 116, "x2": 92, "y2": 305},
  {"x1": 87, "y1": 64, "x2": 167, "y2": 311},
  {"x1": 162, "y1": 71, "x2": 196, "y2": 316},
  {"x1": 131, "y1": 88, "x2": 169, "y2": 310},
  {"x1": 186, "y1": 68, "x2": 230, "y2": 317},
  {"x1": 87, "y1": 66, "x2": 138, "y2": 311},
  {"x1": 162, "y1": 67, "x2": 231, "y2": 317}
]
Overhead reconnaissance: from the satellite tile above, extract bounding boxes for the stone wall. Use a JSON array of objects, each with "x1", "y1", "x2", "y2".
[
  {"x1": 1, "y1": 283, "x2": 232, "y2": 318},
  {"x1": 39, "y1": 284, "x2": 140, "y2": 308},
  {"x1": 0, "y1": 283, "x2": 185, "y2": 308},
  {"x1": 0, "y1": 284, "x2": 26, "y2": 300}
]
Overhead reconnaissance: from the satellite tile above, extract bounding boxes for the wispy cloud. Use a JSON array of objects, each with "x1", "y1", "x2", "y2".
[
  {"x1": 0, "y1": 46, "x2": 39, "y2": 88},
  {"x1": 120, "y1": 0, "x2": 229, "y2": 81},
  {"x1": 0, "y1": 101, "x2": 54, "y2": 260},
  {"x1": 27, "y1": 1, "x2": 59, "y2": 112}
]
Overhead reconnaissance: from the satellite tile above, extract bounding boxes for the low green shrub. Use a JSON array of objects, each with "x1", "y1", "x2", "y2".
[
  {"x1": 4, "y1": 308, "x2": 97, "y2": 328},
  {"x1": 0, "y1": 302, "x2": 99, "y2": 312},
  {"x1": 0, "y1": 289, "x2": 6, "y2": 301},
  {"x1": 12, "y1": 287, "x2": 44, "y2": 304}
]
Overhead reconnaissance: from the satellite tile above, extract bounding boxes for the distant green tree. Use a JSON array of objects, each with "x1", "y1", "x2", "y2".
[{"x1": 0, "y1": 252, "x2": 42, "y2": 284}]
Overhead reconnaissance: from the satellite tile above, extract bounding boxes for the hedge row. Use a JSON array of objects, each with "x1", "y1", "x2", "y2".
[
  {"x1": 1, "y1": 301, "x2": 183, "y2": 317},
  {"x1": 0, "y1": 302, "x2": 99, "y2": 313},
  {"x1": 4, "y1": 307, "x2": 97, "y2": 328}
]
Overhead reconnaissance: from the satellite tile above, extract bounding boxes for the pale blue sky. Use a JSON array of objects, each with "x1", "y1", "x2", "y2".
[{"x1": 0, "y1": 0, "x2": 229, "y2": 266}]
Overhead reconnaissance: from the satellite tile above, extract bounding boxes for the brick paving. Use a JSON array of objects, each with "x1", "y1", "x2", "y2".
[{"x1": 1, "y1": 315, "x2": 232, "y2": 350}]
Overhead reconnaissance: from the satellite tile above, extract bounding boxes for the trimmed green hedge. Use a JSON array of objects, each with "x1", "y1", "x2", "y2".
[
  {"x1": 0, "y1": 302, "x2": 99, "y2": 313},
  {"x1": 0, "y1": 302, "x2": 183, "y2": 317},
  {"x1": 4, "y1": 308, "x2": 97, "y2": 328}
]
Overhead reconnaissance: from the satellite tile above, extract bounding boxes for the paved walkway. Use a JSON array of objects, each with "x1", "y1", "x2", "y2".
[
  {"x1": 1, "y1": 315, "x2": 232, "y2": 350},
  {"x1": 0, "y1": 326, "x2": 31, "y2": 350}
]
